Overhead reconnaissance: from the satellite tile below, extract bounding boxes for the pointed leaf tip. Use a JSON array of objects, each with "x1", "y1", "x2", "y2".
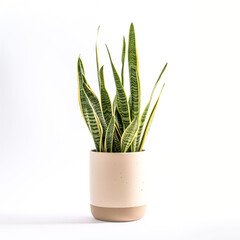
[{"x1": 96, "y1": 26, "x2": 100, "y2": 36}]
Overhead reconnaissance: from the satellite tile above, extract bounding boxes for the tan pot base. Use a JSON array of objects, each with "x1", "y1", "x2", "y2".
[{"x1": 90, "y1": 204, "x2": 146, "y2": 222}]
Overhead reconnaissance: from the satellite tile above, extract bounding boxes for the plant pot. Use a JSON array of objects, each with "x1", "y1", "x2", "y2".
[{"x1": 90, "y1": 150, "x2": 147, "y2": 222}]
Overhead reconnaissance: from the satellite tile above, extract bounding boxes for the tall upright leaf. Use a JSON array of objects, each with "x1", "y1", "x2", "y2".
[
  {"x1": 121, "y1": 118, "x2": 139, "y2": 153},
  {"x1": 135, "y1": 63, "x2": 167, "y2": 150},
  {"x1": 111, "y1": 96, "x2": 122, "y2": 152},
  {"x1": 99, "y1": 66, "x2": 112, "y2": 125},
  {"x1": 138, "y1": 83, "x2": 165, "y2": 151},
  {"x1": 96, "y1": 113, "x2": 103, "y2": 152},
  {"x1": 106, "y1": 45, "x2": 130, "y2": 130},
  {"x1": 77, "y1": 57, "x2": 103, "y2": 151},
  {"x1": 128, "y1": 23, "x2": 141, "y2": 121},
  {"x1": 112, "y1": 131, "x2": 121, "y2": 152},
  {"x1": 104, "y1": 115, "x2": 115, "y2": 152},
  {"x1": 77, "y1": 58, "x2": 90, "y2": 130},
  {"x1": 82, "y1": 81, "x2": 107, "y2": 129},
  {"x1": 79, "y1": 56, "x2": 85, "y2": 75},
  {"x1": 121, "y1": 36, "x2": 126, "y2": 86},
  {"x1": 78, "y1": 57, "x2": 92, "y2": 90},
  {"x1": 113, "y1": 95, "x2": 124, "y2": 134},
  {"x1": 128, "y1": 95, "x2": 132, "y2": 120},
  {"x1": 95, "y1": 26, "x2": 101, "y2": 89}
]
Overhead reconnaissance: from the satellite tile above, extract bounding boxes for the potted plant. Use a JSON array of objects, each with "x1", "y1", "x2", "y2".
[{"x1": 77, "y1": 23, "x2": 167, "y2": 222}]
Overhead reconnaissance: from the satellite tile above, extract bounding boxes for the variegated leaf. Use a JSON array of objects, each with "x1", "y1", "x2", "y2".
[
  {"x1": 121, "y1": 36, "x2": 126, "y2": 86},
  {"x1": 136, "y1": 63, "x2": 167, "y2": 150},
  {"x1": 128, "y1": 23, "x2": 140, "y2": 121},
  {"x1": 77, "y1": 57, "x2": 103, "y2": 151},
  {"x1": 106, "y1": 45, "x2": 130, "y2": 130},
  {"x1": 82, "y1": 81, "x2": 107, "y2": 140},
  {"x1": 113, "y1": 95, "x2": 124, "y2": 135},
  {"x1": 121, "y1": 117, "x2": 139, "y2": 153},
  {"x1": 95, "y1": 26, "x2": 101, "y2": 89},
  {"x1": 99, "y1": 66, "x2": 112, "y2": 125},
  {"x1": 104, "y1": 115, "x2": 115, "y2": 152},
  {"x1": 138, "y1": 83, "x2": 165, "y2": 151}
]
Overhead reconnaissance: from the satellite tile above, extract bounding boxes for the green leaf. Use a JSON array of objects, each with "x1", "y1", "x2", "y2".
[
  {"x1": 99, "y1": 66, "x2": 112, "y2": 125},
  {"x1": 111, "y1": 96, "x2": 122, "y2": 152},
  {"x1": 95, "y1": 26, "x2": 101, "y2": 89},
  {"x1": 114, "y1": 120, "x2": 122, "y2": 139},
  {"x1": 96, "y1": 114, "x2": 104, "y2": 152},
  {"x1": 106, "y1": 45, "x2": 130, "y2": 130},
  {"x1": 128, "y1": 95, "x2": 132, "y2": 120},
  {"x1": 104, "y1": 115, "x2": 115, "y2": 152},
  {"x1": 136, "y1": 63, "x2": 167, "y2": 150},
  {"x1": 79, "y1": 57, "x2": 92, "y2": 90},
  {"x1": 79, "y1": 56, "x2": 85, "y2": 75},
  {"x1": 112, "y1": 133, "x2": 121, "y2": 152},
  {"x1": 77, "y1": 57, "x2": 103, "y2": 151},
  {"x1": 121, "y1": 36, "x2": 126, "y2": 86},
  {"x1": 82, "y1": 81, "x2": 107, "y2": 140},
  {"x1": 77, "y1": 58, "x2": 90, "y2": 130},
  {"x1": 113, "y1": 95, "x2": 124, "y2": 135},
  {"x1": 138, "y1": 83, "x2": 165, "y2": 151},
  {"x1": 121, "y1": 117, "x2": 139, "y2": 153},
  {"x1": 128, "y1": 23, "x2": 140, "y2": 121},
  {"x1": 115, "y1": 106, "x2": 123, "y2": 134}
]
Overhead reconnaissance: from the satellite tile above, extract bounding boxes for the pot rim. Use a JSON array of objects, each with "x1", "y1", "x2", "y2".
[{"x1": 90, "y1": 149, "x2": 146, "y2": 155}]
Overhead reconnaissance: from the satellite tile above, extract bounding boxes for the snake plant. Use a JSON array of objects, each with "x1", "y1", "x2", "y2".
[{"x1": 77, "y1": 23, "x2": 167, "y2": 152}]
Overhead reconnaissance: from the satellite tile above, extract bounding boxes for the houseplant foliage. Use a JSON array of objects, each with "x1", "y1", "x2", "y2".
[{"x1": 77, "y1": 23, "x2": 167, "y2": 152}]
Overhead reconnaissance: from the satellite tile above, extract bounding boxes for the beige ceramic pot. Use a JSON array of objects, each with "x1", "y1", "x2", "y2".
[{"x1": 90, "y1": 150, "x2": 147, "y2": 222}]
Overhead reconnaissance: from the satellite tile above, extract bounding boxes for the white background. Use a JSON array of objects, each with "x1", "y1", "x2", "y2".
[{"x1": 0, "y1": 0, "x2": 240, "y2": 239}]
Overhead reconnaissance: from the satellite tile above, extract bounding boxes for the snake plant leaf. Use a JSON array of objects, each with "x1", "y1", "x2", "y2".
[
  {"x1": 139, "y1": 83, "x2": 165, "y2": 152},
  {"x1": 135, "y1": 63, "x2": 167, "y2": 150},
  {"x1": 131, "y1": 72, "x2": 141, "y2": 151},
  {"x1": 95, "y1": 26, "x2": 101, "y2": 89},
  {"x1": 96, "y1": 113, "x2": 104, "y2": 152},
  {"x1": 106, "y1": 45, "x2": 130, "y2": 130},
  {"x1": 77, "y1": 57, "x2": 103, "y2": 151},
  {"x1": 112, "y1": 95, "x2": 124, "y2": 134},
  {"x1": 81, "y1": 56, "x2": 107, "y2": 142},
  {"x1": 114, "y1": 119, "x2": 122, "y2": 139},
  {"x1": 104, "y1": 115, "x2": 115, "y2": 152},
  {"x1": 77, "y1": 58, "x2": 90, "y2": 130},
  {"x1": 128, "y1": 95, "x2": 132, "y2": 120},
  {"x1": 78, "y1": 56, "x2": 85, "y2": 75},
  {"x1": 112, "y1": 132, "x2": 121, "y2": 152},
  {"x1": 82, "y1": 81, "x2": 107, "y2": 129},
  {"x1": 78, "y1": 57, "x2": 91, "y2": 90},
  {"x1": 128, "y1": 23, "x2": 141, "y2": 121},
  {"x1": 121, "y1": 36, "x2": 126, "y2": 86},
  {"x1": 111, "y1": 96, "x2": 122, "y2": 152},
  {"x1": 83, "y1": 85, "x2": 104, "y2": 152},
  {"x1": 121, "y1": 117, "x2": 139, "y2": 153},
  {"x1": 99, "y1": 66, "x2": 112, "y2": 125},
  {"x1": 112, "y1": 95, "x2": 117, "y2": 113},
  {"x1": 115, "y1": 106, "x2": 123, "y2": 134},
  {"x1": 113, "y1": 111, "x2": 122, "y2": 152}
]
